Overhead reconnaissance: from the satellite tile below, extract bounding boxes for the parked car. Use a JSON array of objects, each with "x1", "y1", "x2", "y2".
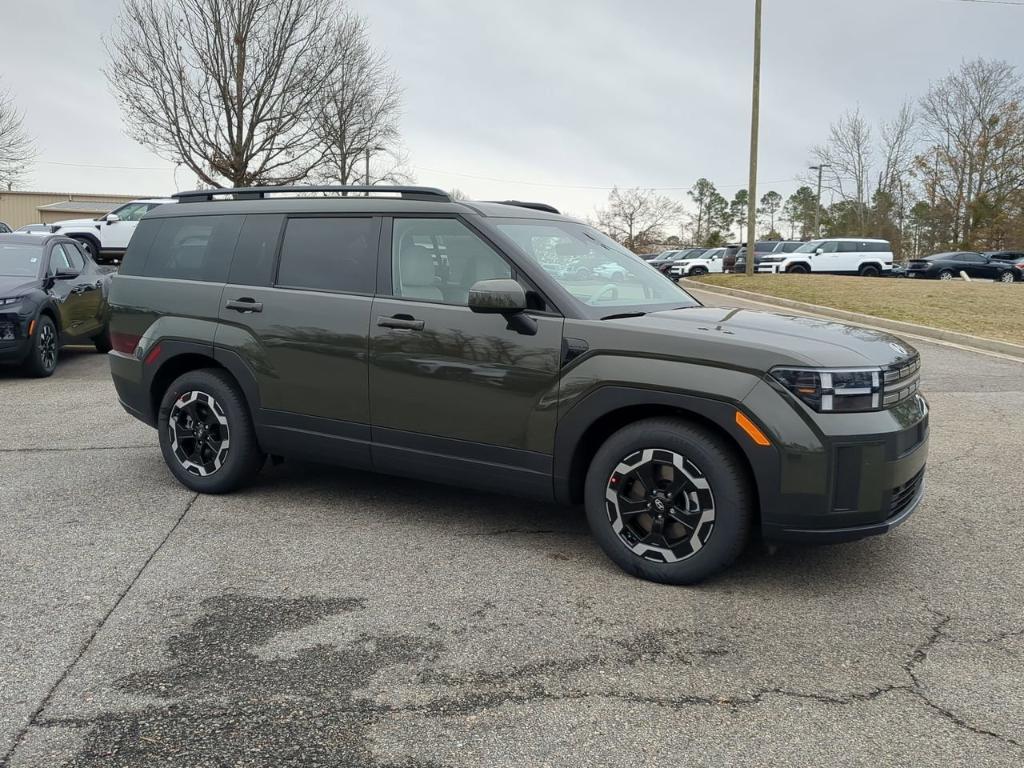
[
  {"x1": 726, "y1": 241, "x2": 779, "y2": 272},
  {"x1": 655, "y1": 248, "x2": 708, "y2": 274},
  {"x1": 49, "y1": 198, "x2": 175, "y2": 264},
  {"x1": 669, "y1": 247, "x2": 726, "y2": 277},
  {"x1": 720, "y1": 244, "x2": 742, "y2": 272},
  {"x1": 758, "y1": 238, "x2": 894, "y2": 276},
  {"x1": 15, "y1": 224, "x2": 60, "y2": 234},
  {"x1": 0, "y1": 234, "x2": 113, "y2": 376},
  {"x1": 906, "y1": 251, "x2": 1018, "y2": 282},
  {"x1": 109, "y1": 184, "x2": 928, "y2": 585},
  {"x1": 986, "y1": 251, "x2": 1024, "y2": 281},
  {"x1": 593, "y1": 261, "x2": 635, "y2": 282},
  {"x1": 647, "y1": 250, "x2": 682, "y2": 269}
]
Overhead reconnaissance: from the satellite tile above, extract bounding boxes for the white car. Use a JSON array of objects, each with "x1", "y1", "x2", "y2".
[
  {"x1": 593, "y1": 261, "x2": 632, "y2": 282},
  {"x1": 757, "y1": 238, "x2": 893, "y2": 276},
  {"x1": 50, "y1": 198, "x2": 175, "y2": 264},
  {"x1": 669, "y1": 247, "x2": 726, "y2": 277}
]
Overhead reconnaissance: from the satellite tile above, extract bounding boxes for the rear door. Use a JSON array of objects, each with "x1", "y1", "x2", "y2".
[
  {"x1": 62, "y1": 241, "x2": 104, "y2": 337},
  {"x1": 215, "y1": 213, "x2": 381, "y2": 468},
  {"x1": 368, "y1": 216, "x2": 563, "y2": 497}
]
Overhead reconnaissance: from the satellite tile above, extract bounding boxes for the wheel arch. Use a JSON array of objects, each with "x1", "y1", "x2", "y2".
[
  {"x1": 67, "y1": 231, "x2": 101, "y2": 252},
  {"x1": 553, "y1": 387, "x2": 778, "y2": 522},
  {"x1": 786, "y1": 261, "x2": 811, "y2": 273},
  {"x1": 147, "y1": 342, "x2": 261, "y2": 426}
]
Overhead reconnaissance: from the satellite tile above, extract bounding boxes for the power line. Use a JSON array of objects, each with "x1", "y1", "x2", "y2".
[
  {"x1": 947, "y1": 0, "x2": 1024, "y2": 6},
  {"x1": 38, "y1": 159, "x2": 173, "y2": 171}
]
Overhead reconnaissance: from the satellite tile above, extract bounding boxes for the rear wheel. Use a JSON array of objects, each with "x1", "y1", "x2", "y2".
[
  {"x1": 858, "y1": 264, "x2": 880, "y2": 277},
  {"x1": 157, "y1": 368, "x2": 264, "y2": 493},
  {"x1": 787, "y1": 263, "x2": 809, "y2": 274},
  {"x1": 939, "y1": 269, "x2": 955, "y2": 280},
  {"x1": 999, "y1": 271, "x2": 1015, "y2": 284},
  {"x1": 584, "y1": 418, "x2": 753, "y2": 585},
  {"x1": 21, "y1": 315, "x2": 59, "y2": 378}
]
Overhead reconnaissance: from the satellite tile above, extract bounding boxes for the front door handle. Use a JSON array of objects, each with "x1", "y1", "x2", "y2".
[
  {"x1": 225, "y1": 298, "x2": 263, "y2": 313},
  {"x1": 377, "y1": 314, "x2": 424, "y2": 331}
]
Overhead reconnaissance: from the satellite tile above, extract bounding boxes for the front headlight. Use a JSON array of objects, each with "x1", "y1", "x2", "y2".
[
  {"x1": 0, "y1": 295, "x2": 26, "y2": 306},
  {"x1": 761, "y1": 256, "x2": 784, "y2": 262},
  {"x1": 771, "y1": 367, "x2": 882, "y2": 412}
]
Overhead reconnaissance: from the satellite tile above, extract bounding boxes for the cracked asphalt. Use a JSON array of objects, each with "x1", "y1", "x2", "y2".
[{"x1": 1, "y1": 290, "x2": 1023, "y2": 767}]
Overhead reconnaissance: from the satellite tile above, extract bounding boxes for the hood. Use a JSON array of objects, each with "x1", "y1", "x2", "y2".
[
  {"x1": 0, "y1": 275, "x2": 41, "y2": 298},
  {"x1": 596, "y1": 307, "x2": 917, "y2": 370},
  {"x1": 51, "y1": 217, "x2": 100, "y2": 228}
]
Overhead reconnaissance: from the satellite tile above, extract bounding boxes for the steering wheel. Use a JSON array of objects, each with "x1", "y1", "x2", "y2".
[{"x1": 589, "y1": 283, "x2": 620, "y2": 304}]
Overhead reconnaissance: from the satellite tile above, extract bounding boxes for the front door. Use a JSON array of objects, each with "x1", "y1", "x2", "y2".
[
  {"x1": 45, "y1": 243, "x2": 92, "y2": 335},
  {"x1": 215, "y1": 213, "x2": 381, "y2": 468},
  {"x1": 102, "y1": 202, "x2": 154, "y2": 250},
  {"x1": 368, "y1": 216, "x2": 563, "y2": 498},
  {"x1": 811, "y1": 240, "x2": 839, "y2": 271}
]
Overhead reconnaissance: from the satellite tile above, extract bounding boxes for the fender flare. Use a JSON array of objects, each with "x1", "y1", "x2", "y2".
[{"x1": 552, "y1": 385, "x2": 780, "y2": 507}]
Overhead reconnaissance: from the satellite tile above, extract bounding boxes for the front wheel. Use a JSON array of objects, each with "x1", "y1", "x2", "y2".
[
  {"x1": 157, "y1": 368, "x2": 265, "y2": 493},
  {"x1": 74, "y1": 238, "x2": 99, "y2": 261},
  {"x1": 787, "y1": 264, "x2": 809, "y2": 274},
  {"x1": 690, "y1": 266, "x2": 708, "y2": 276},
  {"x1": 21, "y1": 315, "x2": 59, "y2": 378},
  {"x1": 93, "y1": 326, "x2": 112, "y2": 353},
  {"x1": 584, "y1": 418, "x2": 753, "y2": 585}
]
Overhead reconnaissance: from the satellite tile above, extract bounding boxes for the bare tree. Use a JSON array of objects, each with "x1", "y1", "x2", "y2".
[
  {"x1": 314, "y1": 9, "x2": 406, "y2": 185},
  {"x1": 810, "y1": 107, "x2": 873, "y2": 230},
  {"x1": 0, "y1": 83, "x2": 35, "y2": 189},
  {"x1": 917, "y1": 58, "x2": 1024, "y2": 246},
  {"x1": 106, "y1": 0, "x2": 347, "y2": 187},
  {"x1": 877, "y1": 101, "x2": 917, "y2": 196},
  {"x1": 594, "y1": 187, "x2": 683, "y2": 252}
]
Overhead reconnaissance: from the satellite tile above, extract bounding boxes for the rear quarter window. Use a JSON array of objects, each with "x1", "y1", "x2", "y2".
[{"x1": 121, "y1": 215, "x2": 243, "y2": 282}]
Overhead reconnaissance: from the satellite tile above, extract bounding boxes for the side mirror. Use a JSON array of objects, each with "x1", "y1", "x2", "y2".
[
  {"x1": 815, "y1": 247, "x2": 823, "y2": 255},
  {"x1": 468, "y1": 279, "x2": 536, "y2": 335},
  {"x1": 54, "y1": 268, "x2": 79, "y2": 280},
  {"x1": 468, "y1": 279, "x2": 527, "y2": 314},
  {"x1": 105, "y1": 214, "x2": 120, "y2": 224}
]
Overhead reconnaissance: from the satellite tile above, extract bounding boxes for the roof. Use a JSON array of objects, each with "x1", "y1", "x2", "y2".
[{"x1": 37, "y1": 201, "x2": 120, "y2": 213}]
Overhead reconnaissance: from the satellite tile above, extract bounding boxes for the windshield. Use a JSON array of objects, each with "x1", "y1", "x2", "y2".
[
  {"x1": 0, "y1": 243, "x2": 44, "y2": 277},
  {"x1": 494, "y1": 219, "x2": 699, "y2": 315},
  {"x1": 794, "y1": 240, "x2": 826, "y2": 254}
]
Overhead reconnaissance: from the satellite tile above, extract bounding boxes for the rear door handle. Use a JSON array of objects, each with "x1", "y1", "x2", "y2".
[
  {"x1": 225, "y1": 298, "x2": 263, "y2": 313},
  {"x1": 377, "y1": 314, "x2": 424, "y2": 331}
]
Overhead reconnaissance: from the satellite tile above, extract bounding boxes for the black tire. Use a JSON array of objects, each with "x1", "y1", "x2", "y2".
[
  {"x1": 938, "y1": 269, "x2": 955, "y2": 280},
  {"x1": 157, "y1": 368, "x2": 264, "y2": 494},
  {"x1": 690, "y1": 266, "x2": 708, "y2": 276},
  {"x1": 787, "y1": 263, "x2": 809, "y2": 274},
  {"x1": 998, "y1": 271, "x2": 1015, "y2": 284},
  {"x1": 858, "y1": 264, "x2": 880, "y2": 277},
  {"x1": 21, "y1": 315, "x2": 59, "y2": 378},
  {"x1": 584, "y1": 417, "x2": 753, "y2": 585},
  {"x1": 92, "y1": 325, "x2": 112, "y2": 353}
]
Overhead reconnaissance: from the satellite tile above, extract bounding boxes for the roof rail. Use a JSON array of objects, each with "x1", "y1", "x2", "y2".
[
  {"x1": 485, "y1": 200, "x2": 560, "y2": 214},
  {"x1": 172, "y1": 185, "x2": 452, "y2": 203}
]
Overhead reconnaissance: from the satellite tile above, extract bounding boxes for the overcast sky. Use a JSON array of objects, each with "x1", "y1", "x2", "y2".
[{"x1": 1, "y1": 0, "x2": 1021, "y2": 220}]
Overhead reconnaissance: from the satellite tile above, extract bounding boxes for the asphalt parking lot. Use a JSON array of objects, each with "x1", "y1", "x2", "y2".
[{"x1": 2, "y1": 293, "x2": 1023, "y2": 767}]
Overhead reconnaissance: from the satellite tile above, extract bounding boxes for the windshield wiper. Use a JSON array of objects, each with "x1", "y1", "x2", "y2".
[{"x1": 600, "y1": 311, "x2": 647, "y2": 320}]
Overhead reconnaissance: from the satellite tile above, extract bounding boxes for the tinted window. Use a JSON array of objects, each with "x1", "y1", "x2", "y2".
[
  {"x1": 869, "y1": 241, "x2": 892, "y2": 253},
  {"x1": 818, "y1": 241, "x2": 839, "y2": 253},
  {"x1": 780, "y1": 242, "x2": 802, "y2": 252},
  {"x1": 392, "y1": 218, "x2": 511, "y2": 305},
  {"x1": 838, "y1": 241, "x2": 860, "y2": 253},
  {"x1": 48, "y1": 244, "x2": 74, "y2": 274},
  {"x1": 960, "y1": 253, "x2": 985, "y2": 263},
  {"x1": 119, "y1": 218, "x2": 161, "y2": 276},
  {"x1": 136, "y1": 215, "x2": 243, "y2": 282},
  {"x1": 64, "y1": 241, "x2": 85, "y2": 270},
  {"x1": 229, "y1": 214, "x2": 284, "y2": 287},
  {"x1": 276, "y1": 217, "x2": 377, "y2": 293}
]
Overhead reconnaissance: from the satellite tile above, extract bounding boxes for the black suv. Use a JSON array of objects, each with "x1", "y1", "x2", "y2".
[{"x1": 108, "y1": 186, "x2": 929, "y2": 584}]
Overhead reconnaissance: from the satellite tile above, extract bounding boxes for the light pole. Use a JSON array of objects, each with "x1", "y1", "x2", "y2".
[
  {"x1": 364, "y1": 145, "x2": 386, "y2": 186},
  {"x1": 809, "y1": 163, "x2": 829, "y2": 238},
  {"x1": 744, "y1": 0, "x2": 762, "y2": 275}
]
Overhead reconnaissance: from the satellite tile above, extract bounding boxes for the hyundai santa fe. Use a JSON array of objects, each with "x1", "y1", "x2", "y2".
[{"x1": 107, "y1": 186, "x2": 929, "y2": 584}]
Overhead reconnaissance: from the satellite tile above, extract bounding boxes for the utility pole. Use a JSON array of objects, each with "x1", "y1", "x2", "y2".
[
  {"x1": 744, "y1": 0, "x2": 762, "y2": 275},
  {"x1": 809, "y1": 163, "x2": 829, "y2": 238}
]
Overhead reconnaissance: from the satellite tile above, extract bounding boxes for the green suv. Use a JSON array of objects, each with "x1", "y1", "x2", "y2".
[{"x1": 108, "y1": 186, "x2": 928, "y2": 584}]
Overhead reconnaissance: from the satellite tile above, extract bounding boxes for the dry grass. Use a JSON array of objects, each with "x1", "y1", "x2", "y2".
[{"x1": 694, "y1": 274, "x2": 1024, "y2": 344}]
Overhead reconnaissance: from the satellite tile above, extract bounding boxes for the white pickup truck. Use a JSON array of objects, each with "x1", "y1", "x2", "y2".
[
  {"x1": 50, "y1": 198, "x2": 175, "y2": 264},
  {"x1": 668, "y1": 247, "x2": 726, "y2": 277}
]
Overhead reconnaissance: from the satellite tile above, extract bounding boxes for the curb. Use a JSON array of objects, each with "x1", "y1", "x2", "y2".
[{"x1": 681, "y1": 279, "x2": 1024, "y2": 362}]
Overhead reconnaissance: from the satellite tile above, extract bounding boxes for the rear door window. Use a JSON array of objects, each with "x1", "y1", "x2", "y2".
[
  {"x1": 275, "y1": 217, "x2": 379, "y2": 294},
  {"x1": 228, "y1": 214, "x2": 284, "y2": 287},
  {"x1": 140, "y1": 215, "x2": 244, "y2": 282}
]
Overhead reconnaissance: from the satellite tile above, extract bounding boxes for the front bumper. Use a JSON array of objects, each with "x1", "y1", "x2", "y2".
[
  {"x1": 0, "y1": 314, "x2": 32, "y2": 364},
  {"x1": 743, "y1": 379, "x2": 930, "y2": 544}
]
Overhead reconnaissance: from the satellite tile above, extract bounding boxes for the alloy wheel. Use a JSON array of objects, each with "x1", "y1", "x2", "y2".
[
  {"x1": 604, "y1": 448, "x2": 716, "y2": 563},
  {"x1": 38, "y1": 324, "x2": 57, "y2": 371},
  {"x1": 168, "y1": 390, "x2": 231, "y2": 476},
  {"x1": 1000, "y1": 272, "x2": 1015, "y2": 283},
  {"x1": 939, "y1": 270, "x2": 954, "y2": 280}
]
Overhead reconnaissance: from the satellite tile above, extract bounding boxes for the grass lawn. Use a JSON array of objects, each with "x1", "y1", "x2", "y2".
[{"x1": 693, "y1": 274, "x2": 1023, "y2": 344}]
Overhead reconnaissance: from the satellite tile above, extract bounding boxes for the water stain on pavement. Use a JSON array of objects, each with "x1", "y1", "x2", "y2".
[{"x1": 58, "y1": 594, "x2": 446, "y2": 768}]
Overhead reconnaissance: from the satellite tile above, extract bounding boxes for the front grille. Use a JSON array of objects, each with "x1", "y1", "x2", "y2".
[
  {"x1": 881, "y1": 355, "x2": 921, "y2": 407},
  {"x1": 890, "y1": 468, "x2": 925, "y2": 518}
]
